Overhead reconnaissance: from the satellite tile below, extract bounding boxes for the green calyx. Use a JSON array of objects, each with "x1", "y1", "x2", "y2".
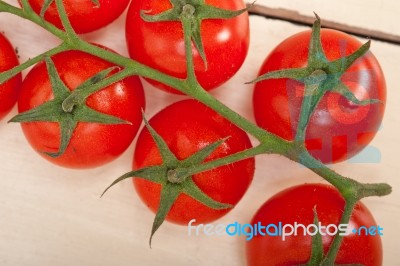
[
  {"x1": 101, "y1": 114, "x2": 232, "y2": 246},
  {"x1": 305, "y1": 207, "x2": 324, "y2": 266},
  {"x1": 140, "y1": 0, "x2": 250, "y2": 68},
  {"x1": 9, "y1": 57, "x2": 129, "y2": 158},
  {"x1": 250, "y1": 14, "x2": 381, "y2": 143},
  {"x1": 40, "y1": 0, "x2": 56, "y2": 17}
]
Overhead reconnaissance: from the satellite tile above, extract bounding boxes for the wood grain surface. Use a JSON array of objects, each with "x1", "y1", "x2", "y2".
[{"x1": 0, "y1": 0, "x2": 399, "y2": 265}]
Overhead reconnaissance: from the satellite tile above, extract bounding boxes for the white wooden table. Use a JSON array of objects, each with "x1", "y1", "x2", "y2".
[{"x1": 1, "y1": 0, "x2": 399, "y2": 265}]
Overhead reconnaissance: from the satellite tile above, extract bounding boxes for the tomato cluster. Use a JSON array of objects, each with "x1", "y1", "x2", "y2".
[{"x1": 0, "y1": 0, "x2": 388, "y2": 265}]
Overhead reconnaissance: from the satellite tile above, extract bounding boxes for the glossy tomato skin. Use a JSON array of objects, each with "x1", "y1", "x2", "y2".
[
  {"x1": 253, "y1": 29, "x2": 386, "y2": 163},
  {"x1": 25, "y1": 0, "x2": 130, "y2": 33},
  {"x1": 133, "y1": 100, "x2": 255, "y2": 224},
  {"x1": 18, "y1": 49, "x2": 145, "y2": 169},
  {"x1": 125, "y1": 0, "x2": 249, "y2": 94},
  {"x1": 246, "y1": 184, "x2": 382, "y2": 266},
  {"x1": 0, "y1": 32, "x2": 22, "y2": 121}
]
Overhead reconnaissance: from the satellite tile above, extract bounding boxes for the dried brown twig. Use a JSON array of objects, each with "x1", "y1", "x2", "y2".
[{"x1": 247, "y1": 4, "x2": 400, "y2": 45}]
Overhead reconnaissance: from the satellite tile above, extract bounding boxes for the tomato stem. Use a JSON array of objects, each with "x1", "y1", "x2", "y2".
[
  {"x1": 166, "y1": 169, "x2": 187, "y2": 184},
  {"x1": 61, "y1": 66, "x2": 123, "y2": 112},
  {"x1": 181, "y1": 11, "x2": 199, "y2": 86},
  {"x1": 306, "y1": 208, "x2": 325, "y2": 265},
  {"x1": 321, "y1": 200, "x2": 357, "y2": 265},
  {"x1": 295, "y1": 69, "x2": 328, "y2": 142},
  {"x1": 5, "y1": 0, "x2": 69, "y2": 40},
  {"x1": 0, "y1": 43, "x2": 70, "y2": 85},
  {"x1": 0, "y1": 0, "x2": 392, "y2": 256},
  {"x1": 139, "y1": 0, "x2": 250, "y2": 69},
  {"x1": 54, "y1": 0, "x2": 77, "y2": 38}
]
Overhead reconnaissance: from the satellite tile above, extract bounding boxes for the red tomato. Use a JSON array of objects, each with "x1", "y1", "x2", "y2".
[
  {"x1": 246, "y1": 184, "x2": 382, "y2": 266},
  {"x1": 25, "y1": 0, "x2": 130, "y2": 33},
  {"x1": 18, "y1": 49, "x2": 145, "y2": 169},
  {"x1": 133, "y1": 100, "x2": 254, "y2": 224},
  {"x1": 125, "y1": 0, "x2": 249, "y2": 94},
  {"x1": 253, "y1": 29, "x2": 386, "y2": 163},
  {"x1": 0, "y1": 32, "x2": 22, "y2": 121}
]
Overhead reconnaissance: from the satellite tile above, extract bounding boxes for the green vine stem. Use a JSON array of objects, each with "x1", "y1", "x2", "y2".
[
  {"x1": 0, "y1": 43, "x2": 69, "y2": 83},
  {"x1": 0, "y1": 0, "x2": 392, "y2": 262}
]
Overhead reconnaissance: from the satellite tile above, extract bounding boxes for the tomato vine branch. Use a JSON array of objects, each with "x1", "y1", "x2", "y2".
[
  {"x1": 0, "y1": 0, "x2": 392, "y2": 262},
  {"x1": 0, "y1": 42, "x2": 69, "y2": 84}
]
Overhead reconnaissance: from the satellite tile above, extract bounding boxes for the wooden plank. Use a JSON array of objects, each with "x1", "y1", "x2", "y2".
[
  {"x1": 0, "y1": 0, "x2": 399, "y2": 265},
  {"x1": 248, "y1": 4, "x2": 400, "y2": 45}
]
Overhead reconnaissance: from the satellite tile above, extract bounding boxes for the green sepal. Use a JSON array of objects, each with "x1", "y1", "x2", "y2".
[
  {"x1": 250, "y1": 14, "x2": 381, "y2": 143},
  {"x1": 181, "y1": 137, "x2": 229, "y2": 167},
  {"x1": 142, "y1": 113, "x2": 178, "y2": 167},
  {"x1": 9, "y1": 57, "x2": 129, "y2": 158},
  {"x1": 101, "y1": 165, "x2": 167, "y2": 198},
  {"x1": 148, "y1": 177, "x2": 232, "y2": 247},
  {"x1": 9, "y1": 101, "x2": 63, "y2": 123},
  {"x1": 145, "y1": 130, "x2": 233, "y2": 243},
  {"x1": 182, "y1": 178, "x2": 232, "y2": 209},
  {"x1": 149, "y1": 183, "x2": 180, "y2": 247},
  {"x1": 167, "y1": 137, "x2": 230, "y2": 184},
  {"x1": 331, "y1": 81, "x2": 381, "y2": 106},
  {"x1": 102, "y1": 115, "x2": 233, "y2": 245},
  {"x1": 140, "y1": 0, "x2": 250, "y2": 68},
  {"x1": 45, "y1": 56, "x2": 70, "y2": 98},
  {"x1": 327, "y1": 41, "x2": 371, "y2": 74},
  {"x1": 62, "y1": 66, "x2": 118, "y2": 112},
  {"x1": 308, "y1": 14, "x2": 328, "y2": 67},
  {"x1": 303, "y1": 208, "x2": 364, "y2": 266},
  {"x1": 40, "y1": 0, "x2": 54, "y2": 17},
  {"x1": 9, "y1": 57, "x2": 68, "y2": 124},
  {"x1": 248, "y1": 67, "x2": 310, "y2": 84},
  {"x1": 73, "y1": 104, "x2": 130, "y2": 124},
  {"x1": 306, "y1": 207, "x2": 324, "y2": 266},
  {"x1": 190, "y1": 17, "x2": 207, "y2": 68},
  {"x1": 44, "y1": 116, "x2": 77, "y2": 158}
]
